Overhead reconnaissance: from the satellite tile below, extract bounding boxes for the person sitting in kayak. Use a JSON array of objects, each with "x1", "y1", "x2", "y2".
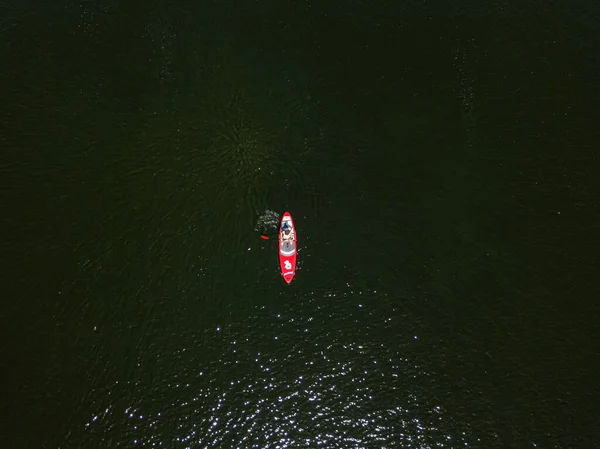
[{"x1": 281, "y1": 222, "x2": 293, "y2": 241}]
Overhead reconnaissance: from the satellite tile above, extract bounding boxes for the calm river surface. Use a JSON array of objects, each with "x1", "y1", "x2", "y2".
[{"x1": 2, "y1": 1, "x2": 598, "y2": 448}]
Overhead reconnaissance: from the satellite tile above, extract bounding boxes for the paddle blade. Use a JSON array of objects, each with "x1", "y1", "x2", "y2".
[{"x1": 260, "y1": 235, "x2": 269, "y2": 240}]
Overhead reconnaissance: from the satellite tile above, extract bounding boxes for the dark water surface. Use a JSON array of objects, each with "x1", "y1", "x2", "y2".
[{"x1": 2, "y1": 1, "x2": 599, "y2": 448}]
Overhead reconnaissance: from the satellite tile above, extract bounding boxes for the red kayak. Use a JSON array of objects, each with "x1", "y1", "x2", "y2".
[{"x1": 278, "y1": 212, "x2": 297, "y2": 283}]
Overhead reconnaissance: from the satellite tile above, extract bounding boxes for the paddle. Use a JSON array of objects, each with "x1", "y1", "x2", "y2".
[
  {"x1": 260, "y1": 229, "x2": 288, "y2": 240},
  {"x1": 261, "y1": 230, "x2": 293, "y2": 240},
  {"x1": 260, "y1": 230, "x2": 279, "y2": 240},
  {"x1": 260, "y1": 222, "x2": 291, "y2": 240}
]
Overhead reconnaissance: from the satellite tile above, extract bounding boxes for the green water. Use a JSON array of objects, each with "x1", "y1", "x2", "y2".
[{"x1": 2, "y1": 1, "x2": 598, "y2": 448}]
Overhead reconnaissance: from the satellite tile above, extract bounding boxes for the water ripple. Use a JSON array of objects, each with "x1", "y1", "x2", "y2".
[{"x1": 70, "y1": 286, "x2": 473, "y2": 449}]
